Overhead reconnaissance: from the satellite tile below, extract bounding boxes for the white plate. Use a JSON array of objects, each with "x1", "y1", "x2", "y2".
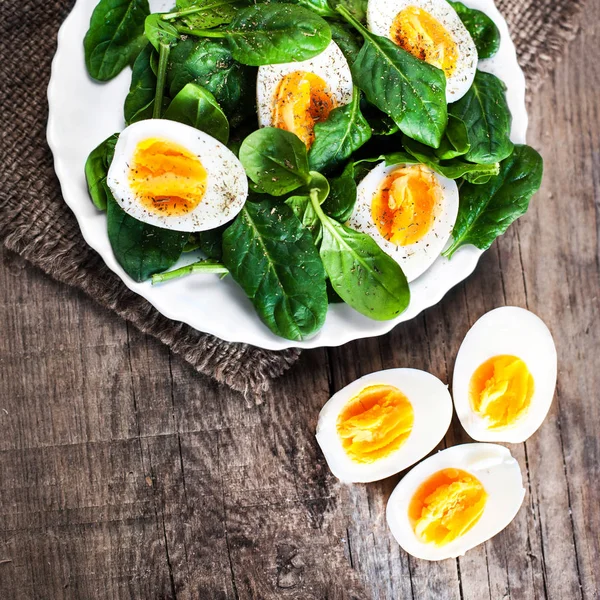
[{"x1": 47, "y1": 0, "x2": 527, "y2": 351}]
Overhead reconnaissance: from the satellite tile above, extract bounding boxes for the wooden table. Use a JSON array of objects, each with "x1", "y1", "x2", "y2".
[{"x1": 1, "y1": 5, "x2": 598, "y2": 599}]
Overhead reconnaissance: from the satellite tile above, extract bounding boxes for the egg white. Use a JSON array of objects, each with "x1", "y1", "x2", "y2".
[
  {"x1": 256, "y1": 41, "x2": 353, "y2": 129},
  {"x1": 386, "y1": 443, "x2": 525, "y2": 561},
  {"x1": 348, "y1": 162, "x2": 459, "y2": 282},
  {"x1": 367, "y1": 0, "x2": 478, "y2": 102},
  {"x1": 316, "y1": 369, "x2": 453, "y2": 483},
  {"x1": 452, "y1": 307, "x2": 557, "y2": 444},
  {"x1": 107, "y1": 119, "x2": 248, "y2": 232}
]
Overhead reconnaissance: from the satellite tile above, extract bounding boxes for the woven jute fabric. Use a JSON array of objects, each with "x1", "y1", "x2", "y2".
[{"x1": 0, "y1": 0, "x2": 584, "y2": 398}]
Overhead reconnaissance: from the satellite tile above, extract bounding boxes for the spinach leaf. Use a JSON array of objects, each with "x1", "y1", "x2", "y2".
[
  {"x1": 222, "y1": 200, "x2": 328, "y2": 340},
  {"x1": 434, "y1": 114, "x2": 470, "y2": 160},
  {"x1": 164, "y1": 83, "x2": 230, "y2": 144},
  {"x1": 84, "y1": 0, "x2": 150, "y2": 81},
  {"x1": 167, "y1": 37, "x2": 254, "y2": 123},
  {"x1": 166, "y1": 0, "x2": 244, "y2": 29},
  {"x1": 295, "y1": 0, "x2": 337, "y2": 17},
  {"x1": 309, "y1": 188, "x2": 410, "y2": 320},
  {"x1": 449, "y1": 70, "x2": 514, "y2": 164},
  {"x1": 124, "y1": 44, "x2": 159, "y2": 124},
  {"x1": 106, "y1": 192, "x2": 188, "y2": 282},
  {"x1": 329, "y1": 21, "x2": 362, "y2": 64},
  {"x1": 186, "y1": 224, "x2": 227, "y2": 259},
  {"x1": 177, "y1": 4, "x2": 331, "y2": 66},
  {"x1": 145, "y1": 13, "x2": 179, "y2": 51},
  {"x1": 285, "y1": 195, "x2": 322, "y2": 243},
  {"x1": 361, "y1": 100, "x2": 400, "y2": 137},
  {"x1": 338, "y1": 6, "x2": 447, "y2": 149},
  {"x1": 449, "y1": 1, "x2": 501, "y2": 59},
  {"x1": 444, "y1": 145, "x2": 543, "y2": 257},
  {"x1": 402, "y1": 135, "x2": 500, "y2": 182},
  {"x1": 308, "y1": 87, "x2": 372, "y2": 173},
  {"x1": 330, "y1": 0, "x2": 368, "y2": 23},
  {"x1": 85, "y1": 134, "x2": 119, "y2": 211},
  {"x1": 323, "y1": 161, "x2": 357, "y2": 222},
  {"x1": 239, "y1": 128, "x2": 311, "y2": 196}
]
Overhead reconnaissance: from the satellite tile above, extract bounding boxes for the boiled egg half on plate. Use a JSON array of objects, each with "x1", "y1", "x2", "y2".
[
  {"x1": 348, "y1": 161, "x2": 459, "y2": 282},
  {"x1": 367, "y1": 0, "x2": 478, "y2": 102},
  {"x1": 316, "y1": 369, "x2": 453, "y2": 483},
  {"x1": 452, "y1": 307, "x2": 558, "y2": 443},
  {"x1": 256, "y1": 41, "x2": 353, "y2": 147},
  {"x1": 386, "y1": 443, "x2": 525, "y2": 560},
  {"x1": 107, "y1": 119, "x2": 248, "y2": 232}
]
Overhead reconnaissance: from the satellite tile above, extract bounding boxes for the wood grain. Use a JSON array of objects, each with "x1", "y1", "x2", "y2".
[{"x1": 0, "y1": 2, "x2": 598, "y2": 598}]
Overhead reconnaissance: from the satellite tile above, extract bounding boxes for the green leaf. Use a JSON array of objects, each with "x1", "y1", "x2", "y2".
[
  {"x1": 323, "y1": 161, "x2": 357, "y2": 222},
  {"x1": 145, "y1": 13, "x2": 179, "y2": 51},
  {"x1": 309, "y1": 190, "x2": 410, "y2": 320},
  {"x1": 106, "y1": 192, "x2": 188, "y2": 282},
  {"x1": 239, "y1": 128, "x2": 311, "y2": 196},
  {"x1": 84, "y1": 0, "x2": 150, "y2": 81},
  {"x1": 222, "y1": 200, "x2": 328, "y2": 340},
  {"x1": 330, "y1": 0, "x2": 368, "y2": 23},
  {"x1": 361, "y1": 100, "x2": 400, "y2": 136},
  {"x1": 184, "y1": 4, "x2": 332, "y2": 66},
  {"x1": 167, "y1": 37, "x2": 254, "y2": 123},
  {"x1": 329, "y1": 21, "x2": 362, "y2": 64},
  {"x1": 449, "y1": 1, "x2": 501, "y2": 59},
  {"x1": 285, "y1": 195, "x2": 322, "y2": 243},
  {"x1": 185, "y1": 225, "x2": 227, "y2": 259},
  {"x1": 169, "y1": 0, "x2": 244, "y2": 29},
  {"x1": 402, "y1": 135, "x2": 500, "y2": 181},
  {"x1": 338, "y1": 6, "x2": 447, "y2": 148},
  {"x1": 434, "y1": 114, "x2": 470, "y2": 160},
  {"x1": 85, "y1": 134, "x2": 119, "y2": 211},
  {"x1": 308, "y1": 87, "x2": 372, "y2": 173},
  {"x1": 164, "y1": 83, "x2": 230, "y2": 144},
  {"x1": 449, "y1": 70, "x2": 514, "y2": 165},
  {"x1": 295, "y1": 0, "x2": 337, "y2": 17},
  {"x1": 444, "y1": 145, "x2": 543, "y2": 257},
  {"x1": 124, "y1": 44, "x2": 159, "y2": 124}
]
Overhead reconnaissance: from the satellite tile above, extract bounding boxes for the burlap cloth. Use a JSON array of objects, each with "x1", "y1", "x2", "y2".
[{"x1": 0, "y1": 0, "x2": 584, "y2": 397}]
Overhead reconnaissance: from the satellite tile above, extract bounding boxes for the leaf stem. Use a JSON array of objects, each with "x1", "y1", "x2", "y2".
[
  {"x1": 153, "y1": 41, "x2": 170, "y2": 119},
  {"x1": 335, "y1": 5, "x2": 367, "y2": 37},
  {"x1": 175, "y1": 25, "x2": 227, "y2": 38},
  {"x1": 151, "y1": 260, "x2": 229, "y2": 284}
]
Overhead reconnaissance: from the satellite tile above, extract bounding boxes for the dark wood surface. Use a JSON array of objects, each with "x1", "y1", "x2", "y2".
[{"x1": 1, "y1": 4, "x2": 598, "y2": 599}]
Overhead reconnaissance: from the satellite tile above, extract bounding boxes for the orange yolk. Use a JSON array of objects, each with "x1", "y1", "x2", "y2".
[
  {"x1": 469, "y1": 355, "x2": 534, "y2": 429},
  {"x1": 390, "y1": 6, "x2": 459, "y2": 78},
  {"x1": 409, "y1": 469, "x2": 487, "y2": 546},
  {"x1": 272, "y1": 71, "x2": 336, "y2": 148},
  {"x1": 372, "y1": 165, "x2": 441, "y2": 246},
  {"x1": 336, "y1": 385, "x2": 414, "y2": 463},
  {"x1": 128, "y1": 138, "x2": 207, "y2": 216}
]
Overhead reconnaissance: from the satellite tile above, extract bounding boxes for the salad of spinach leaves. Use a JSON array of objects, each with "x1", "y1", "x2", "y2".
[{"x1": 82, "y1": 0, "x2": 544, "y2": 341}]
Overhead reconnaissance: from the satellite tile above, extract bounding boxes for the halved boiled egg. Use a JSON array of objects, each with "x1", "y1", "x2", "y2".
[
  {"x1": 367, "y1": 0, "x2": 478, "y2": 101},
  {"x1": 387, "y1": 443, "x2": 525, "y2": 560},
  {"x1": 452, "y1": 307, "x2": 557, "y2": 443},
  {"x1": 256, "y1": 41, "x2": 353, "y2": 147},
  {"x1": 348, "y1": 162, "x2": 459, "y2": 282},
  {"x1": 316, "y1": 369, "x2": 453, "y2": 483},
  {"x1": 107, "y1": 120, "x2": 248, "y2": 232}
]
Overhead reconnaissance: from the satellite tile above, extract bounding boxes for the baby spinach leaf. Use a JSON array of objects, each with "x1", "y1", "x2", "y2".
[
  {"x1": 145, "y1": 14, "x2": 179, "y2": 51},
  {"x1": 177, "y1": 4, "x2": 331, "y2": 66},
  {"x1": 124, "y1": 44, "x2": 159, "y2": 124},
  {"x1": 84, "y1": 0, "x2": 150, "y2": 81},
  {"x1": 435, "y1": 114, "x2": 470, "y2": 160},
  {"x1": 85, "y1": 134, "x2": 119, "y2": 211},
  {"x1": 308, "y1": 87, "x2": 372, "y2": 174},
  {"x1": 167, "y1": 0, "x2": 243, "y2": 29},
  {"x1": 338, "y1": 6, "x2": 447, "y2": 149},
  {"x1": 309, "y1": 189, "x2": 410, "y2": 320},
  {"x1": 323, "y1": 161, "x2": 357, "y2": 222},
  {"x1": 186, "y1": 225, "x2": 227, "y2": 259},
  {"x1": 106, "y1": 193, "x2": 188, "y2": 282},
  {"x1": 449, "y1": 70, "x2": 514, "y2": 164},
  {"x1": 239, "y1": 128, "x2": 311, "y2": 196},
  {"x1": 164, "y1": 83, "x2": 230, "y2": 144},
  {"x1": 330, "y1": 0, "x2": 368, "y2": 23},
  {"x1": 449, "y1": 1, "x2": 501, "y2": 59},
  {"x1": 222, "y1": 200, "x2": 328, "y2": 340},
  {"x1": 295, "y1": 0, "x2": 337, "y2": 17},
  {"x1": 402, "y1": 135, "x2": 500, "y2": 181},
  {"x1": 285, "y1": 195, "x2": 322, "y2": 243},
  {"x1": 167, "y1": 37, "x2": 254, "y2": 123},
  {"x1": 329, "y1": 21, "x2": 362, "y2": 64},
  {"x1": 444, "y1": 145, "x2": 543, "y2": 257}
]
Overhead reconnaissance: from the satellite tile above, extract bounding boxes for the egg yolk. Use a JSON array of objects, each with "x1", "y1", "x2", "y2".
[
  {"x1": 409, "y1": 468, "x2": 487, "y2": 546},
  {"x1": 372, "y1": 165, "x2": 440, "y2": 246},
  {"x1": 390, "y1": 6, "x2": 459, "y2": 78},
  {"x1": 272, "y1": 71, "x2": 336, "y2": 148},
  {"x1": 336, "y1": 385, "x2": 414, "y2": 464},
  {"x1": 128, "y1": 138, "x2": 207, "y2": 216},
  {"x1": 469, "y1": 355, "x2": 534, "y2": 429}
]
